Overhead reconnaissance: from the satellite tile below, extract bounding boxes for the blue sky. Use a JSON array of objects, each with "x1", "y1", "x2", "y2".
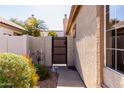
[
  {"x1": 110, "y1": 5, "x2": 124, "y2": 20},
  {"x1": 0, "y1": 5, "x2": 71, "y2": 30}
]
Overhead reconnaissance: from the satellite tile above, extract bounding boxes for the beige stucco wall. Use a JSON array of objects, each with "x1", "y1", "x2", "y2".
[
  {"x1": 0, "y1": 36, "x2": 8, "y2": 53},
  {"x1": 27, "y1": 36, "x2": 52, "y2": 66},
  {"x1": 67, "y1": 36, "x2": 74, "y2": 66},
  {"x1": 0, "y1": 25, "x2": 14, "y2": 35},
  {"x1": 7, "y1": 36, "x2": 26, "y2": 54},
  {"x1": 44, "y1": 36, "x2": 52, "y2": 66},
  {"x1": 0, "y1": 35, "x2": 52, "y2": 66},
  {"x1": 74, "y1": 6, "x2": 99, "y2": 87},
  {"x1": 27, "y1": 36, "x2": 45, "y2": 53},
  {"x1": 0, "y1": 35, "x2": 27, "y2": 54},
  {"x1": 104, "y1": 67, "x2": 124, "y2": 88}
]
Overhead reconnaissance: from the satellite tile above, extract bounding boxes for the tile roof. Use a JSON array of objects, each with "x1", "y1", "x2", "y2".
[
  {"x1": 0, "y1": 17, "x2": 25, "y2": 31},
  {"x1": 114, "y1": 21, "x2": 124, "y2": 28}
]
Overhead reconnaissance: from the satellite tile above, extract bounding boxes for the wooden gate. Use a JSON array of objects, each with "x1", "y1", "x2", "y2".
[{"x1": 52, "y1": 37, "x2": 67, "y2": 64}]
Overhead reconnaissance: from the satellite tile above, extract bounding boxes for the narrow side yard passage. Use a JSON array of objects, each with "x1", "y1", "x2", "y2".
[{"x1": 56, "y1": 66, "x2": 85, "y2": 88}]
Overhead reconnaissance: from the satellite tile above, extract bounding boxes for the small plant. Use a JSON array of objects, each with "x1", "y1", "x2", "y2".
[
  {"x1": 32, "y1": 30, "x2": 41, "y2": 37},
  {"x1": 48, "y1": 31, "x2": 57, "y2": 37},
  {"x1": 35, "y1": 64, "x2": 50, "y2": 81},
  {"x1": 0, "y1": 53, "x2": 39, "y2": 88}
]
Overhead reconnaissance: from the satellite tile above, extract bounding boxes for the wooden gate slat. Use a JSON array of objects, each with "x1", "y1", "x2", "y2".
[{"x1": 52, "y1": 37, "x2": 67, "y2": 64}]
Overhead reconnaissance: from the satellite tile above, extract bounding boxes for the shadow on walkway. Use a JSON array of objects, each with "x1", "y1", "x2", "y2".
[{"x1": 56, "y1": 66, "x2": 86, "y2": 88}]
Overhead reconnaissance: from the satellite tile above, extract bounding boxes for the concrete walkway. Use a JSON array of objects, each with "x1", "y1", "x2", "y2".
[{"x1": 56, "y1": 66, "x2": 85, "y2": 88}]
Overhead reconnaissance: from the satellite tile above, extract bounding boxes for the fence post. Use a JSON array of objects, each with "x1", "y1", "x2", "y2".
[
  {"x1": 45, "y1": 36, "x2": 52, "y2": 66},
  {"x1": 23, "y1": 35, "x2": 28, "y2": 55}
]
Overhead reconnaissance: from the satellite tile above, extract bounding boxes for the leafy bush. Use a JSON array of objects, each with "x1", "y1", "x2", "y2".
[
  {"x1": 35, "y1": 64, "x2": 50, "y2": 81},
  {"x1": 32, "y1": 30, "x2": 41, "y2": 37},
  {"x1": 48, "y1": 31, "x2": 57, "y2": 37},
  {"x1": 0, "y1": 53, "x2": 39, "y2": 88},
  {"x1": 23, "y1": 54, "x2": 39, "y2": 87}
]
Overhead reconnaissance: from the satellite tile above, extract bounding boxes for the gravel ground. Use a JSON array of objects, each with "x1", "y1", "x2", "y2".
[{"x1": 38, "y1": 71, "x2": 59, "y2": 88}]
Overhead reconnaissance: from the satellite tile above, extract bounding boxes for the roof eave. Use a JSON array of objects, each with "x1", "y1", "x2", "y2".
[
  {"x1": 66, "y1": 5, "x2": 82, "y2": 35},
  {"x1": 0, "y1": 22, "x2": 25, "y2": 32}
]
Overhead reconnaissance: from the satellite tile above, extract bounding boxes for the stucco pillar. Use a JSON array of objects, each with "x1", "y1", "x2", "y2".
[{"x1": 96, "y1": 5, "x2": 104, "y2": 87}]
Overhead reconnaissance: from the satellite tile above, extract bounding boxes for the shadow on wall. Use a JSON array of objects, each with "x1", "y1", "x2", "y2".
[
  {"x1": 74, "y1": 35, "x2": 97, "y2": 87},
  {"x1": 29, "y1": 50, "x2": 45, "y2": 65},
  {"x1": 74, "y1": 41, "x2": 86, "y2": 87},
  {"x1": 73, "y1": 5, "x2": 98, "y2": 88},
  {"x1": 75, "y1": 5, "x2": 96, "y2": 42}
]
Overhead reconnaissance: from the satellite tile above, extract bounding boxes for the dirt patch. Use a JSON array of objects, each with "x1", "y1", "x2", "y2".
[{"x1": 38, "y1": 71, "x2": 59, "y2": 88}]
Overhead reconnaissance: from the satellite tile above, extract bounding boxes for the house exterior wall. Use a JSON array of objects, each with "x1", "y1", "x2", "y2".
[
  {"x1": 67, "y1": 36, "x2": 74, "y2": 66},
  {"x1": 0, "y1": 23, "x2": 23, "y2": 36},
  {"x1": 67, "y1": 5, "x2": 124, "y2": 88},
  {"x1": 0, "y1": 25, "x2": 14, "y2": 35},
  {"x1": 67, "y1": 5, "x2": 104, "y2": 87},
  {"x1": 74, "y1": 6, "x2": 98, "y2": 87},
  {"x1": 103, "y1": 67, "x2": 124, "y2": 87},
  {"x1": 103, "y1": 6, "x2": 124, "y2": 88}
]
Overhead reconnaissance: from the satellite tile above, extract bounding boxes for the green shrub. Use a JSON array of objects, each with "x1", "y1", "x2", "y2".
[
  {"x1": 48, "y1": 31, "x2": 57, "y2": 37},
  {"x1": 35, "y1": 64, "x2": 50, "y2": 81},
  {"x1": 0, "y1": 53, "x2": 39, "y2": 88},
  {"x1": 23, "y1": 54, "x2": 39, "y2": 87},
  {"x1": 32, "y1": 30, "x2": 41, "y2": 37}
]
